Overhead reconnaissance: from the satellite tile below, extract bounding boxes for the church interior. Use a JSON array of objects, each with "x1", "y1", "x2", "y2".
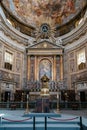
[{"x1": 0, "y1": 0, "x2": 87, "y2": 111}]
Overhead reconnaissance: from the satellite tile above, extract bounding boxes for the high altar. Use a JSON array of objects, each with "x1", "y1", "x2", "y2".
[
  {"x1": 26, "y1": 41, "x2": 63, "y2": 100},
  {"x1": 35, "y1": 74, "x2": 50, "y2": 113}
]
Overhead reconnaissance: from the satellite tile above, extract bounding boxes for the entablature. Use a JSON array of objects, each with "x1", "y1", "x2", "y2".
[{"x1": 27, "y1": 48, "x2": 63, "y2": 56}]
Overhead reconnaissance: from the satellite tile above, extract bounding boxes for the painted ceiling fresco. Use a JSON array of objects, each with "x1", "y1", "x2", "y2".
[{"x1": 2, "y1": 0, "x2": 87, "y2": 27}]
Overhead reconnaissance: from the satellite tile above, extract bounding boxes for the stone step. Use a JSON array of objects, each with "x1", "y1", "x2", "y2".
[{"x1": 0, "y1": 124, "x2": 80, "y2": 130}]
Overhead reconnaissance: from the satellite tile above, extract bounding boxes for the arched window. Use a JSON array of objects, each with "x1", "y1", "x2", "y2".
[{"x1": 4, "y1": 51, "x2": 13, "y2": 70}]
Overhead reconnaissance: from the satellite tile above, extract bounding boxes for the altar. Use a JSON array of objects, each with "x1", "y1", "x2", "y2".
[
  {"x1": 35, "y1": 74, "x2": 50, "y2": 113},
  {"x1": 36, "y1": 98, "x2": 49, "y2": 113}
]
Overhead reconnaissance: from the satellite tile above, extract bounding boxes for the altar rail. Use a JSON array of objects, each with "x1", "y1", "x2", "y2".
[
  {"x1": 0, "y1": 101, "x2": 87, "y2": 110},
  {"x1": 0, "y1": 113, "x2": 83, "y2": 130}
]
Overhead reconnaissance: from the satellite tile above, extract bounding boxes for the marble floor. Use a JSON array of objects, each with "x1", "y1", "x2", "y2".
[{"x1": 0, "y1": 109, "x2": 87, "y2": 130}]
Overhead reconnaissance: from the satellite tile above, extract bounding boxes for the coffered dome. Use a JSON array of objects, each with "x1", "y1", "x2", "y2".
[{"x1": 1, "y1": 0, "x2": 87, "y2": 37}]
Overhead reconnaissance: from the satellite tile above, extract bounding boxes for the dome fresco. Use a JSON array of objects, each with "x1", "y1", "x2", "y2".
[{"x1": 2, "y1": 0, "x2": 87, "y2": 28}]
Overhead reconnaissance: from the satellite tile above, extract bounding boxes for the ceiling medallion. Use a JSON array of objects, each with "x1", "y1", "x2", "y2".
[{"x1": 34, "y1": 17, "x2": 56, "y2": 43}]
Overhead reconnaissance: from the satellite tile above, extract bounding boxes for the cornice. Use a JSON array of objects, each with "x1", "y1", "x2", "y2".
[
  {"x1": 0, "y1": 31, "x2": 25, "y2": 52},
  {"x1": 0, "y1": 21, "x2": 35, "y2": 46},
  {"x1": 0, "y1": 5, "x2": 35, "y2": 47},
  {"x1": 0, "y1": 3, "x2": 87, "y2": 49},
  {"x1": 61, "y1": 17, "x2": 87, "y2": 45},
  {"x1": 64, "y1": 32, "x2": 87, "y2": 51},
  {"x1": 0, "y1": 16, "x2": 87, "y2": 50},
  {"x1": 27, "y1": 48, "x2": 63, "y2": 56}
]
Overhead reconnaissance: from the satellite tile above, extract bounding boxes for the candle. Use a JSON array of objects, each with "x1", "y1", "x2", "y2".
[{"x1": 57, "y1": 94, "x2": 59, "y2": 99}]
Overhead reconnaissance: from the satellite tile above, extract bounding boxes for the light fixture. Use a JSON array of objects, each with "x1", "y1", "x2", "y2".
[
  {"x1": 7, "y1": 19, "x2": 12, "y2": 25},
  {"x1": 79, "y1": 18, "x2": 84, "y2": 25}
]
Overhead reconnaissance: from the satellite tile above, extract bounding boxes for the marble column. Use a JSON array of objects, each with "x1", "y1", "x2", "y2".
[
  {"x1": 53, "y1": 55, "x2": 56, "y2": 81},
  {"x1": 35, "y1": 56, "x2": 37, "y2": 81},
  {"x1": 27, "y1": 56, "x2": 30, "y2": 80},
  {"x1": 37, "y1": 57, "x2": 39, "y2": 81},
  {"x1": 60, "y1": 55, "x2": 63, "y2": 80},
  {"x1": 23, "y1": 50, "x2": 27, "y2": 88}
]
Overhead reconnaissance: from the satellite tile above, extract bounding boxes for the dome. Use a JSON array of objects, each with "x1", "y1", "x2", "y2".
[{"x1": 1, "y1": 0, "x2": 87, "y2": 37}]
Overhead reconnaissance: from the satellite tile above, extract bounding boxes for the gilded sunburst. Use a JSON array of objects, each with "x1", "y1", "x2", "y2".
[{"x1": 35, "y1": 16, "x2": 56, "y2": 42}]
